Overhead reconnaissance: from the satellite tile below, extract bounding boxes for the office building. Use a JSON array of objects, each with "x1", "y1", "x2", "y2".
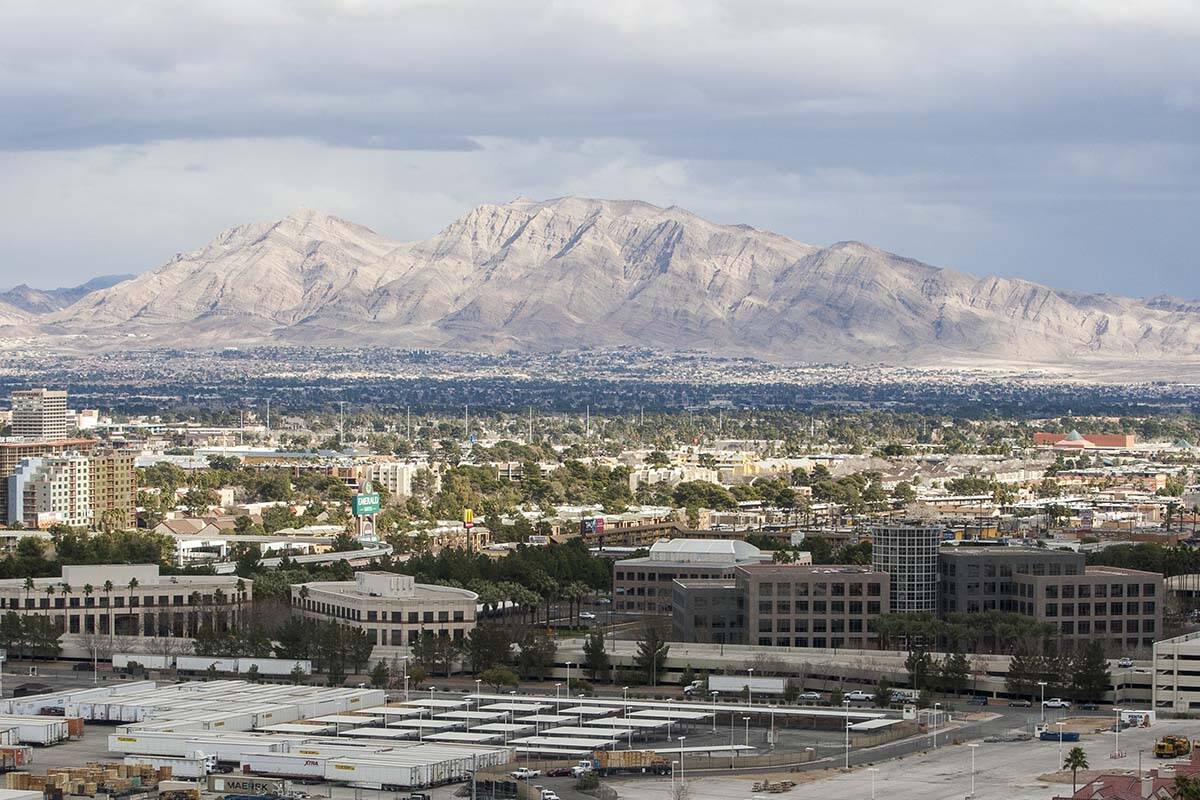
[
  {"x1": 940, "y1": 548, "x2": 1162, "y2": 653},
  {"x1": 939, "y1": 548, "x2": 1082, "y2": 615},
  {"x1": 671, "y1": 578, "x2": 743, "y2": 644},
  {"x1": 291, "y1": 572, "x2": 477, "y2": 648},
  {"x1": 0, "y1": 564, "x2": 251, "y2": 639},
  {"x1": 736, "y1": 564, "x2": 890, "y2": 650},
  {"x1": 11, "y1": 389, "x2": 69, "y2": 440},
  {"x1": 870, "y1": 521, "x2": 942, "y2": 613},
  {"x1": 613, "y1": 538, "x2": 772, "y2": 615},
  {"x1": 363, "y1": 460, "x2": 433, "y2": 498}
]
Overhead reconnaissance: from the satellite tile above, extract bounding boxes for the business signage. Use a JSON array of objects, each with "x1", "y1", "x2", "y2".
[
  {"x1": 352, "y1": 492, "x2": 381, "y2": 516},
  {"x1": 463, "y1": 508, "x2": 474, "y2": 529}
]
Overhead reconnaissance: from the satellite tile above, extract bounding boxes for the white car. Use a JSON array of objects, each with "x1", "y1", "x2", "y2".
[
  {"x1": 541, "y1": 792, "x2": 560, "y2": 800},
  {"x1": 797, "y1": 691, "x2": 822, "y2": 701},
  {"x1": 511, "y1": 768, "x2": 541, "y2": 779},
  {"x1": 844, "y1": 690, "x2": 875, "y2": 702},
  {"x1": 1117, "y1": 658, "x2": 1134, "y2": 668},
  {"x1": 579, "y1": 611, "x2": 597, "y2": 620},
  {"x1": 1042, "y1": 698, "x2": 1072, "y2": 709}
]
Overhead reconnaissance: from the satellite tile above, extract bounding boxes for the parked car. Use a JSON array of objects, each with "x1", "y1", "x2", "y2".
[
  {"x1": 1008, "y1": 699, "x2": 1032, "y2": 708},
  {"x1": 511, "y1": 768, "x2": 541, "y2": 780},
  {"x1": 1079, "y1": 702, "x2": 1100, "y2": 711},
  {"x1": 71, "y1": 662, "x2": 93, "y2": 671},
  {"x1": 844, "y1": 690, "x2": 875, "y2": 702},
  {"x1": 1118, "y1": 658, "x2": 1135, "y2": 668},
  {"x1": 967, "y1": 695, "x2": 988, "y2": 706},
  {"x1": 544, "y1": 767, "x2": 572, "y2": 777},
  {"x1": 1043, "y1": 698, "x2": 1072, "y2": 709},
  {"x1": 541, "y1": 791, "x2": 560, "y2": 800},
  {"x1": 579, "y1": 612, "x2": 597, "y2": 620},
  {"x1": 797, "y1": 691, "x2": 822, "y2": 701}
]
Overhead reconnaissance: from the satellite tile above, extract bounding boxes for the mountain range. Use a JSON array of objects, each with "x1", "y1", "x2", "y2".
[{"x1": 5, "y1": 196, "x2": 1199, "y2": 367}]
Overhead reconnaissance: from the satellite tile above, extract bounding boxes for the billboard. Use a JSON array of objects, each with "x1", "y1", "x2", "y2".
[{"x1": 581, "y1": 517, "x2": 606, "y2": 536}]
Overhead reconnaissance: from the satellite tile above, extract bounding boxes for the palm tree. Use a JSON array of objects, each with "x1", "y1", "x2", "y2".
[
  {"x1": 102, "y1": 580, "x2": 114, "y2": 642},
  {"x1": 43, "y1": 585, "x2": 54, "y2": 619},
  {"x1": 234, "y1": 578, "x2": 246, "y2": 628},
  {"x1": 213, "y1": 589, "x2": 227, "y2": 633},
  {"x1": 188, "y1": 591, "x2": 202, "y2": 636},
  {"x1": 126, "y1": 578, "x2": 139, "y2": 637},
  {"x1": 82, "y1": 583, "x2": 94, "y2": 636},
  {"x1": 1064, "y1": 745, "x2": 1089, "y2": 792},
  {"x1": 22, "y1": 578, "x2": 33, "y2": 613},
  {"x1": 59, "y1": 583, "x2": 72, "y2": 632}
]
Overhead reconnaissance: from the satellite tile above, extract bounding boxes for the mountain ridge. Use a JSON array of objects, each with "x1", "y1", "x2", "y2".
[{"x1": 9, "y1": 197, "x2": 1200, "y2": 365}]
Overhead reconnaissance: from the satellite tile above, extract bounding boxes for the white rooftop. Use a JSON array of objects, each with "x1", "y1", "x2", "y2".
[{"x1": 647, "y1": 538, "x2": 765, "y2": 564}]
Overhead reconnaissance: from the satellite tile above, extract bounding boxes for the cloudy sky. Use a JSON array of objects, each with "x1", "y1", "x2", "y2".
[{"x1": 3, "y1": 0, "x2": 1198, "y2": 295}]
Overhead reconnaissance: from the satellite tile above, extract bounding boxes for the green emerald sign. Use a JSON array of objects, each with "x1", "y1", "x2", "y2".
[{"x1": 352, "y1": 492, "x2": 380, "y2": 516}]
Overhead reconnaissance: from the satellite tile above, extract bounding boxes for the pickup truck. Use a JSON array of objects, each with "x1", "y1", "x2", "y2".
[
  {"x1": 511, "y1": 768, "x2": 541, "y2": 780},
  {"x1": 1043, "y1": 698, "x2": 1072, "y2": 709},
  {"x1": 845, "y1": 690, "x2": 875, "y2": 702},
  {"x1": 682, "y1": 679, "x2": 705, "y2": 696}
]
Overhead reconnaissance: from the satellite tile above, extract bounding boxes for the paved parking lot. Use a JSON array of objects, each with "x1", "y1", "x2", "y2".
[{"x1": 611, "y1": 712, "x2": 1200, "y2": 800}]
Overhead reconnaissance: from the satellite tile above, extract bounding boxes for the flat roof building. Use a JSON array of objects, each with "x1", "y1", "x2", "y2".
[
  {"x1": 735, "y1": 564, "x2": 890, "y2": 650},
  {"x1": 291, "y1": 572, "x2": 477, "y2": 651},
  {"x1": 11, "y1": 389, "x2": 68, "y2": 441},
  {"x1": 614, "y1": 538, "x2": 771, "y2": 616},
  {"x1": 671, "y1": 578, "x2": 743, "y2": 645},
  {"x1": 0, "y1": 564, "x2": 251, "y2": 654}
]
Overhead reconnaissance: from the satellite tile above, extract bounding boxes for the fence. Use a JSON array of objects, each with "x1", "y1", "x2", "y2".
[{"x1": 682, "y1": 748, "x2": 820, "y2": 772}]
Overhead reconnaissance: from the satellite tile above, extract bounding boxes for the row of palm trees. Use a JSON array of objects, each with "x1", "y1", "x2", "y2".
[
  {"x1": 468, "y1": 578, "x2": 594, "y2": 627},
  {"x1": 18, "y1": 576, "x2": 249, "y2": 639}
]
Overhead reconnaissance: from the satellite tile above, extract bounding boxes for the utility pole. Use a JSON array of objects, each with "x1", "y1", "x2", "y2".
[
  {"x1": 585, "y1": 405, "x2": 590, "y2": 437},
  {"x1": 265, "y1": 398, "x2": 270, "y2": 435},
  {"x1": 464, "y1": 404, "x2": 469, "y2": 440},
  {"x1": 406, "y1": 406, "x2": 411, "y2": 440},
  {"x1": 527, "y1": 406, "x2": 533, "y2": 444},
  {"x1": 338, "y1": 401, "x2": 345, "y2": 446}
]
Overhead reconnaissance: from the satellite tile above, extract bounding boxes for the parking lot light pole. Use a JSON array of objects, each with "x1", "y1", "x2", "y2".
[
  {"x1": 555, "y1": 683, "x2": 562, "y2": 714},
  {"x1": 1038, "y1": 681, "x2": 1048, "y2": 724},
  {"x1": 968, "y1": 743, "x2": 979, "y2": 797},
  {"x1": 869, "y1": 766, "x2": 879, "y2": 800},
  {"x1": 1114, "y1": 708, "x2": 1123, "y2": 757},
  {"x1": 1055, "y1": 721, "x2": 1065, "y2": 762},
  {"x1": 678, "y1": 735, "x2": 686, "y2": 786},
  {"x1": 744, "y1": 716, "x2": 751, "y2": 747},
  {"x1": 933, "y1": 702, "x2": 941, "y2": 749},
  {"x1": 845, "y1": 720, "x2": 851, "y2": 769},
  {"x1": 748, "y1": 668, "x2": 754, "y2": 708},
  {"x1": 711, "y1": 691, "x2": 719, "y2": 733}
]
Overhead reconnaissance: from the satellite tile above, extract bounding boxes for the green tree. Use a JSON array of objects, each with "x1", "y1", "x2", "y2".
[
  {"x1": 347, "y1": 626, "x2": 374, "y2": 674},
  {"x1": 517, "y1": 630, "x2": 557, "y2": 681},
  {"x1": 1063, "y1": 746, "x2": 1089, "y2": 793},
  {"x1": 633, "y1": 622, "x2": 670, "y2": 686},
  {"x1": 873, "y1": 676, "x2": 893, "y2": 708},
  {"x1": 464, "y1": 624, "x2": 513, "y2": 674},
  {"x1": 290, "y1": 664, "x2": 308, "y2": 685},
  {"x1": 1070, "y1": 641, "x2": 1111, "y2": 703},
  {"x1": 940, "y1": 650, "x2": 971, "y2": 696},
  {"x1": 582, "y1": 632, "x2": 611, "y2": 681},
  {"x1": 905, "y1": 649, "x2": 934, "y2": 693},
  {"x1": 327, "y1": 660, "x2": 346, "y2": 686},
  {"x1": 830, "y1": 687, "x2": 844, "y2": 706},
  {"x1": 370, "y1": 660, "x2": 391, "y2": 689},
  {"x1": 480, "y1": 665, "x2": 520, "y2": 693}
]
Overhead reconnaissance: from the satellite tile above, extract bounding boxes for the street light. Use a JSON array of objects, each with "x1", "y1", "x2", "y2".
[
  {"x1": 399, "y1": 655, "x2": 410, "y2": 701},
  {"x1": 845, "y1": 720, "x2": 852, "y2": 769},
  {"x1": 711, "y1": 691, "x2": 719, "y2": 733},
  {"x1": 968, "y1": 743, "x2": 979, "y2": 797},
  {"x1": 566, "y1": 661, "x2": 574, "y2": 692},
  {"x1": 932, "y1": 702, "x2": 941, "y2": 749},
  {"x1": 868, "y1": 766, "x2": 879, "y2": 800},
  {"x1": 678, "y1": 735, "x2": 686, "y2": 786},
  {"x1": 1114, "y1": 708, "x2": 1124, "y2": 758},
  {"x1": 471, "y1": 679, "x2": 481, "y2": 731},
  {"x1": 1038, "y1": 681, "x2": 1048, "y2": 724},
  {"x1": 1055, "y1": 721, "x2": 1065, "y2": 763},
  {"x1": 743, "y1": 715, "x2": 751, "y2": 747},
  {"x1": 748, "y1": 667, "x2": 754, "y2": 708},
  {"x1": 769, "y1": 705, "x2": 776, "y2": 751},
  {"x1": 555, "y1": 683, "x2": 562, "y2": 714}
]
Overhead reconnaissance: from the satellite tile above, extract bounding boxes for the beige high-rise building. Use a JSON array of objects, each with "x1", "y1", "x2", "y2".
[
  {"x1": 11, "y1": 389, "x2": 69, "y2": 440},
  {"x1": 90, "y1": 450, "x2": 138, "y2": 530}
]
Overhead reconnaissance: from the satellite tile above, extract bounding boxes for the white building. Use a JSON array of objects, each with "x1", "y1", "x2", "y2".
[
  {"x1": 7, "y1": 454, "x2": 92, "y2": 528},
  {"x1": 11, "y1": 389, "x2": 69, "y2": 440},
  {"x1": 363, "y1": 460, "x2": 434, "y2": 497},
  {"x1": 1153, "y1": 630, "x2": 1200, "y2": 713}
]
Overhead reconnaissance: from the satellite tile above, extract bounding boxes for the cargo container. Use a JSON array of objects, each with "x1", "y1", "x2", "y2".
[
  {"x1": 240, "y1": 752, "x2": 328, "y2": 779},
  {"x1": 237, "y1": 658, "x2": 312, "y2": 677},
  {"x1": 108, "y1": 732, "x2": 289, "y2": 762},
  {"x1": 124, "y1": 753, "x2": 215, "y2": 779},
  {"x1": 0, "y1": 745, "x2": 33, "y2": 770},
  {"x1": 0, "y1": 716, "x2": 70, "y2": 745},
  {"x1": 591, "y1": 750, "x2": 670, "y2": 776},
  {"x1": 113, "y1": 654, "x2": 174, "y2": 670},
  {"x1": 175, "y1": 656, "x2": 238, "y2": 673},
  {"x1": 706, "y1": 675, "x2": 786, "y2": 696}
]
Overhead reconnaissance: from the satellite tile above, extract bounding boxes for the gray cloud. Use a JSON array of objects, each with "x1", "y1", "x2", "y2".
[{"x1": 1, "y1": 0, "x2": 1197, "y2": 296}]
